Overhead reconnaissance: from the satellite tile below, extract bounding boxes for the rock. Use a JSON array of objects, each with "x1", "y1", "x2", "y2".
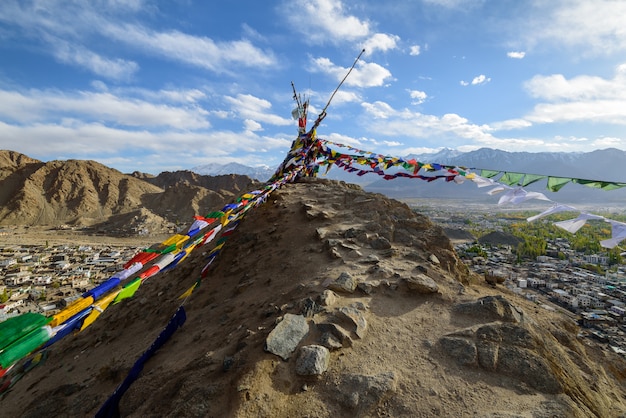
[
  {"x1": 357, "y1": 282, "x2": 374, "y2": 295},
  {"x1": 405, "y1": 274, "x2": 439, "y2": 294},
  {"x1": 329, "y1": 247, "x2": 342, "y2": 259},
  {"x1": 265, "y1": 314, "x2": 309, "y2": 360},
  {"x1": 337, "y1": 371, "x2": 397, "y2": 413},
  {"x1": 319, "y1": 332, "x2": 343, "y2": 350},
  {"x1": 295, "y1": 345, "x2": 330, "y2": 375},
  {"x1": 440, "y1": 322, "x2": 562, "y2": 394},
  {"x1": 338, "y1": 306, "x2": 368, "y2": 339},
  {"x1": 327, "y1": 272, "x2": 358, "y2": 294},
  {"x1": 316, "y1": 322, "x2": 353, "y2": 347},
  {"x1": 439, "y1": 336, "x2": 477, "y2": 366},
  {"x1": 359, "y1": 254, "x2": 380, "y2": 264},
  {"x1": 370, "y1": 236, "x2": 392, "y2": 250},
  {"x1": 428, "y1": 254, "x2": 440, "y2": 264},
  {"x1": 318, "y1": 289, "x2": 339, "y2": 307},
  {"x1": 497, "y1": 346, "x2": 562, "y2": 393},
  {"x1": 367, "y1": 264, "x2": 393, "y2": 279},
  {"x1": 453, "y1": 295, "x2": 524, "y2": 323},
  {"x1": 298, "y1": 297, "x2": 322, "y2": 317},
  {"x1": 340, "y1": 242, "x2": 361, "y2": 251},
  {"x1": 343, "y1": 227, "x2": 359, "y2": 238}
]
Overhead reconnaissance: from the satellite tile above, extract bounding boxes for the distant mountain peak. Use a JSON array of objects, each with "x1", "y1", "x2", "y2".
[{"x1": 191, "y1": 162, "x2": 275, "y2": 181}]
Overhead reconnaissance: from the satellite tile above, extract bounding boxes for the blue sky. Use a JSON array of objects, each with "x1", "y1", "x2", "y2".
[{"x1": 1, "y1": 0, "x2": 625, "y2": 175}]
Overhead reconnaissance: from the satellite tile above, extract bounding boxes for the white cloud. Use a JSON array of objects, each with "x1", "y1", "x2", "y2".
[
  {"x1": 361, "y1": 100, "x2": 496, "y2": 146},
  {"x1": 0, "y1": 119, "x2": 292, "y2": 174},
  {"x1": 521, "y1": 0, "x2": 626, "y2": 55},
  {"x1": 422, "y1": 0, "x2": 485, "y2": 8},
  {"x1": 407, "y1": 89, "x2": 427, "y2": 105},
  {"x1": 311, "y1": 57, "x2": 393, "y2": 88},
  {"x1": 0, "y1": 88, "x2": 210, "y2": 129},
  {"x1": 283, "y1": 0, "x2": 370, "y2": 44},
  {"x1": 103, "y1": 25, "x2": 277, "y2": 74},
  {"x1": 52, "y1": 39, "x2": 139, "y2": 81},
  {"x1": 243, "y1": 119, "x2": 263, "y2": 132},
  {"x1": 507, "y1": 51, "x2": 526, "y2": 59},
  {"x1": 224, "y1": 94, "x2": 293, "y2": 126},
  {"x1": 522, "y1": 64, "x2": 626, "y2": 124},
  {"x1": 471, "y1": 75, "x2": 491, "y2": 85},
  {"x1": 461, "y1": 75, "x2": 491, "y2": 86},
  {"x1": 409, "y1": 45, "x2": 421, "y2": 56},
  {"x1": 361, "y1": 33, "x2": 400, "y2": 56},
  {"x1": 489, "y1": 118, "x2": 533, "y2": 131},
  {"x1": 591, "y1": 136, "x2": 626, "y2": 149},
  {"x1": 0, "y1": 1, "x2": 277, "y2": 78}
]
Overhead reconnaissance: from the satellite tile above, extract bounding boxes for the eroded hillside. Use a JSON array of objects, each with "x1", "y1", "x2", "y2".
[{"x1": 0, "y1": 150, "x2": 258, "y2": 233}]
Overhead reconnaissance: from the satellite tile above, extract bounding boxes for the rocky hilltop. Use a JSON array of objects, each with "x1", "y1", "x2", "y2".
[
  {"x1": 2, "y1": 178, "x2": 625, "y2": 417},
  {"x1": 0, "y1": 150, "x2": 258, "y2": 233}
]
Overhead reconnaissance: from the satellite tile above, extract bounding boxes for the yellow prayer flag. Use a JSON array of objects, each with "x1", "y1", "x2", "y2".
[{"x1": 178, "y1": 282, "x2": 198, "y2": 300}]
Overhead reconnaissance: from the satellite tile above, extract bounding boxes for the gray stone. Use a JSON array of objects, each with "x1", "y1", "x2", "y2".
[
  {"x1": 440, "y1": 322, "x2": 561, "y2": 394},
  {"x1": 337, "y1": 371, "x2": 397, "y2": 413},
  {"x1": 359, "y1": 254, "x2": 380, "y2": 264},
  {"x1": 338, "y1": 306, "x2": 368, "y2": 338},
  {"x1": 265, "y1": 314, "x2": 309, "y2": 360},
  {"x1": 370, "y1": 236, "x2": 392, "y2": 250},
  {"x1": 298, "y1": 297, "x2": 322, "y2": 318},
  {"x1": 453, "y1": 295, "x2": 524, "y2": 323},
  {"x1": 319, "y1": 332, "x2": 343, "y2": 350},
  {"x1": 328, "y1": 272, "x2": 358, "y2": 293},
  {"x1": 476, "y1": 341, "x2": 498, "y2": 371},
  {"x1": 439, "y1": 336, "x2": 477, "y2": 366},
  {"x1": 367, "y1": 264, "x2": 393, "y2": 279},
  {"x1": 497, "y1": 346, "x2": 561, "y2": 393},
  {"x1": 405, "y1": 274, "x2": 439, "y2": 294},
  {"x1": 340, "y1": 242, "x2": 361, "y2": 251},
  {"x1": 295, "y1": 345, "x2": 330, "y2": 375},
  {"x1": 343, "y1": 227, "x2": 359, "y2": 238},
  {"x1": 316, "y1": 322, "x2": 353, "y2": 347},
  {"x1": 357, "y1": 282, "x2": 374, "y2": 295},
  {"x1": 429, "y1": 254, "x2": 440, "y2": 264}
]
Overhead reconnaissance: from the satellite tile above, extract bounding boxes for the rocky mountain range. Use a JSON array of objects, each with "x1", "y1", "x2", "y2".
[
  {"x1": 191, "y1": 161, "x2": 275, "y2": 182},
  {"x1": 2, "y1": 177, "x2": 626, "y2": 416},
  {"x1": 352, "y1": 147, "x2": 626, "y2": 203},
  {"x1": 0, "y1": 150, "x2": 259, "y2": 235},
  {"x1": 190, "y1": 147, "x2": 626, "y2": 204}
]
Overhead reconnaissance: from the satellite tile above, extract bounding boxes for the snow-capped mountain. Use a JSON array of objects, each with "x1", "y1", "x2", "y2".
[
  {"x1": 363, "y1": 147, "x2": 626, "y2": 203},
  {"x1": 191, "y1": 162, "x2": 275, "y2": 182}
]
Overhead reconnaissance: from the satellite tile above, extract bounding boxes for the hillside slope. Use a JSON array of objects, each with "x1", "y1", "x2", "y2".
[
  {"x1": 0, "y1": 150, "x2": 258, "y2": 232},
  {"x1": 2, "y1": 178, "x2": 626, "y2": 417}
]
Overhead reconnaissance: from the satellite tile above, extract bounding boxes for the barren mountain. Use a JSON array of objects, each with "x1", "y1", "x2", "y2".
[
  {"x1": 133, "y1": 170, "x2": 258, "y2": 193},
  {"x1": 0, "y1": 151, "x2": 258, "y2": 233},
  {"x1": 2, "y1": 178, "x2": 625, "y2": 417}
]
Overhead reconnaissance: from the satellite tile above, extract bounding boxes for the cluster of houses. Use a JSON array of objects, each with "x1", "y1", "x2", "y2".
[
  {"x1": 0, "y1": 242, "x2": 145, "y2": 322},
  {"x1": 415, "y1": 203, "x2": 626, "y2": 355},
  {"x1": 455, "y1": 237, "x2": 626, "y2": 355}
]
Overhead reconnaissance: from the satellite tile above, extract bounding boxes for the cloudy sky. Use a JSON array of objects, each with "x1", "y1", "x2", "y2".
[{"x1": 1, "y1": 0, "x2": 625, "y2": 174}]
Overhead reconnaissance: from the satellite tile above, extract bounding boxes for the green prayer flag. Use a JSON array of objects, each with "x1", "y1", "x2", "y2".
[
  {"x1": 499, "y1": 172, "x2": 524, "y2": 186},
  {"x1": 521, "y1": 174, "x2": 546, "y2": 187},
  {"x1": 113, "y1": 278, "x2": 142, "y2": 304},
  {"x1": 480, "y1": 169, "x2": 500, "y2": 178},
  {"x1": 546, "y1": 177, "x2": 572, "y2": 192}
]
